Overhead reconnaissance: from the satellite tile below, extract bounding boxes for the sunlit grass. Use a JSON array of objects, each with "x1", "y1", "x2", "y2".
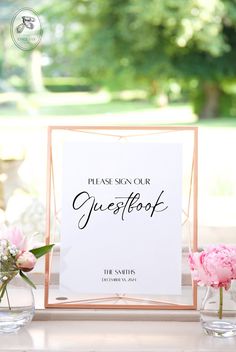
[{"x1": 0, "y1": 92, "x2": 236, "y2": 127}]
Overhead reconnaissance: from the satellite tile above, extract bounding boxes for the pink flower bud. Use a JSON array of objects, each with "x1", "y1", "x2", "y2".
[{"x1": 16, "y1": 251, "x2": 37, "y2": 272}]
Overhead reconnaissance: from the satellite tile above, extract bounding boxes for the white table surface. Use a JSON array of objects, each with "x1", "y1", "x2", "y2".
[{"x1": 0, "y1": 321, "x2": 236, "y2": 352}]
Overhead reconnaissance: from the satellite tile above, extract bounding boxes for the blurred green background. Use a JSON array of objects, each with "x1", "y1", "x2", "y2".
[
  {"x1": 1, "y1": 0, "x2": 236, "y2": 121},
  {"x1": 0, "y1": 0, "x2": 236, "y2": 244}
]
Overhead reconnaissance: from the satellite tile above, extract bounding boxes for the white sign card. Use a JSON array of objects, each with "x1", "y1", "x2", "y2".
[{"x1": 60, "y1": 142, "x2": 182, "y2": 295}]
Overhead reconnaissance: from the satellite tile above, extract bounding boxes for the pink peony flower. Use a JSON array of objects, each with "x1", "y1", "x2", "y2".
[
  {"x1": 189, "y1": 244, "x2": 236, "y2": 289},
  {"x1": 5, "y1": 226, "x2": 28, "y2": 252},
  {"x1": 16, "y1": 251, "x2": 37, "y2": 272}
]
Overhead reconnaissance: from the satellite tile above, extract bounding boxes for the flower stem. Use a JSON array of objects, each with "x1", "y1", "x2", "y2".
[
  {"x1": 218, "y1": 287, "x2": 223, "y2": 319},
  {"x1": 0, "y1": 283, "x2": 7, "y2": 302},
  {"x1": 5, "y1": 288, "x2": 11, "y2": 311}
]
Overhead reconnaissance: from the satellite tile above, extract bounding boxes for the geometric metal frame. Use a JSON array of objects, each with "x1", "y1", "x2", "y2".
[{"x1": 45, "y1": 125, "x2": 198, "y2": 309}]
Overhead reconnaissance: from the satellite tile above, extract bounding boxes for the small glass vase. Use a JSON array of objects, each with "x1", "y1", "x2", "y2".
[
  {"x1": 200, "y1": 282, "x2": 236, "y2": 337},
  {"x1": 0, "y1": 271, "x2": 35, "y2": 333}
]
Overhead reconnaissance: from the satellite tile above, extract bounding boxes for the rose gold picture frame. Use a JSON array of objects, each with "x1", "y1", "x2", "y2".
[{"x1": 45, "y1": 126, "x2": 198, "y2": 309}]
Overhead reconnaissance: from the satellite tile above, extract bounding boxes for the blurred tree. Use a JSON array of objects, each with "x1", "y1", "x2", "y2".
[
  {"x1": 0, "y1": 1, "x2": 45, "y2": 93},
  {"x1": 42, "y1": 0, "x2": 236, "y2": 118}
]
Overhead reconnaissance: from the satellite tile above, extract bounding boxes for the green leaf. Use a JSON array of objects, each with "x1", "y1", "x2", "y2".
[
  {"x1": 30, "y1": 244, "x2": 54, "y2": 259},
  {"x1": 19, "y1": 270, "x2": 36, "y2": 289}
]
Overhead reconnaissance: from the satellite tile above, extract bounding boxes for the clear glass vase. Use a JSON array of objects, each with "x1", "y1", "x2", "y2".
[
  {"x1": 200, "y1": 282, "x2": 236, "y2": 337},
  {"x1": 0, "y1": 271, "x2": 35, "y2": 333}
]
